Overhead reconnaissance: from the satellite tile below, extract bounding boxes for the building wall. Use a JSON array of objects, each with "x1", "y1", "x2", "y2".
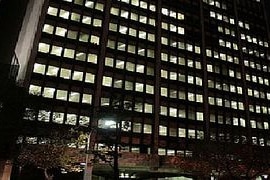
[{"x1": 23, "y1": 0, "x2": 270, "y2": 156}]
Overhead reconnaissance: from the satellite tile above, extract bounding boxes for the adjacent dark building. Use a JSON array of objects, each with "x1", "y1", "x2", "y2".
[{"x1": 17, "y1": 0, "x2": 270, "y2": 178}]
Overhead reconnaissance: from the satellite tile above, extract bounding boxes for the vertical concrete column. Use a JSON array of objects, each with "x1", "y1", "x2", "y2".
[{"x1": 199, "y1": 0, "x2": 210, "y2": 142}]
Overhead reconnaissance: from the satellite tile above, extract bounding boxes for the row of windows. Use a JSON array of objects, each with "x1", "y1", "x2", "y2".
[
  {"x1": 161, "y1": 69, "x2": 203, "y2": 86},
  {"x1": 219, "y1": 38, "x2": 238, "y2": 50},
  {"x1": 161, "y1": 87, "x2": 203, "y2": 103},
  {"x1": 25, "y1": 109, "x2": 90, "y2": 126},
  {"x1": 47, "y1": 6, "x2": 103, "y2": 27},
  {"x1": 109, "y1": 23, "x2": 155, "y2": 42},
  {"x1": 241, "y1": 33, "x2": 269, "y2": 48},
  {"x1": 161, "y1": 7, "x2": 184, "y2": 20},
  {"x1": 110, "y1": 7, "x2": 155, "y2": 26},
  {"x1": 33, "y1": 63, "x2": 96, "y2": 83},
  {"x1": 43, "y1": 24, "x2": 100, "y2": 45},
  {"x1": 206, "y1": 49, "x2": 240, "y2": 64},
  {"x1": 62, "y1": 0, "x2": 104, "y2": 11},
  {"x1": 161, "y1": 21, "x2": 185, "y2": 35},
  {"x1": 218, "y1": 25, "x2": 236, "y2": 37},
  {"x1": 242, "y1": 46, "x2": 266, "y2": 58},
  {"x1": 238, "y1": 20, "x2": 250, "y2": 30},
  {"x1": 210, "y1": 133, "x2": 268, "y2": 146},
  {"x1": 38, "y1": 43, "x2": 98, "y2": 64},
  {"x1": 102, "y1": 76, "x2": 154, "y2": 94},
  {"x1": 210, "y1": 114, "x2": 246, "y2": 127},
  {"x1": 105, "y1": 57, "x2": 154, "y2": 76},
  {"x1": 160, "y1": 53, "x2": 201, "y2": 70},
  {"x1": 246, "y1": 73, "x2": 269, "y2": 86},
  {"x1": 207, "y1": 64, "x2": 241, "y2": 79},
  {"x1": 247, "y1": 88, "x2": 270, "y2": 100},
  {"x1": 29, "y1": 85, "x2": 93, "y2": 104},
  {"x1": 160, "y1": 106, "x2": 203, "y2": 121},
  {"x1": 107, "y1": 39, "x2": 155, "y2": 58},
  {"x1": 99, "y1": 97, "x2": 153, "y2": 114},
  {"x1": 244, "y1": 59, "x2": 270, "y2": 73},
  {"x1": 208, "y1": 96, "x2": 244, "y2": 110},
  {"x1": 210, "y1": 10, "x2": 235, "y2": 25},
  {"x1": 249, "y1": 104, "x2": 270, "y2": 114},
  {"x1": 161, "y1": 36, "x2": 201, "y2": 53},
  {"x1": 117, "y1": 0, "x2": 156, "y2": 12},
  {"x1": 203, "y1": 0, "x2": 227, "y2": 10},
  {"x1": 159, "y1": 126, "x2": 203, "y2": 140},
  {"x1": 250, "y1": 119, "x2": 269, "y2": 130},
  {"x1": 208, "y1": 80, "x2": 243, "y2": 94}
]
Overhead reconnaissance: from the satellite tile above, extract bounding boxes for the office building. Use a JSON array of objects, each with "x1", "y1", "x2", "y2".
[{"x1": 20, "y1": 0, "x2": 270, "y2": 178}]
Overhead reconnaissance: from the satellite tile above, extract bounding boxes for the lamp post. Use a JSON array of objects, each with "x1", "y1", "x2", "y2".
[{"x1": 83, "y1": 128, "x2": 96, "y2": 180}]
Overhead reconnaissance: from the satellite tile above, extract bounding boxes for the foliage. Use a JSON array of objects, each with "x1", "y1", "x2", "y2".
[{"x1": 179, "y1": 143, "x2": 270, "y2": 179}]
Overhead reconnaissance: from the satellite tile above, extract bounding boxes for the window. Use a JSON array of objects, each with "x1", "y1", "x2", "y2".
[
  {"x1": 33, "y1": 63, "x2": 45, "y2": 74},
  {"x1": 60, "y1": 68, "x2": 71, "y2": 79},
  {"x1": 69, "y1": 92, "x2": 80, "y2": 102},
  {"x1": 29, "y1": 85, "x2": 41, "y2": 95},
  {"x1": 38, "y1": 43, "x2": 50, "y2": 53},
  {"x1": 102, "y1": 76, "x2": 112, "y2": 87},
  {"x1": 64, "y1": 48, "x2": 75, "y2": 58},
  {"x1": 43, "y1": 87, "x2": 55, "y2": 98},
  {"x1": 56, "y1": 90, "x2": 67, "y2": 100},
  {"x1": 159, "y1": 125, "x2": 167, "y2": 136}
]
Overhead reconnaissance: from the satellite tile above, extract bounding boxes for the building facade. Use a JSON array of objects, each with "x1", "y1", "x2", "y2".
[{"x1": 21, "y1": 0, "x2": 270, "y2": 178}]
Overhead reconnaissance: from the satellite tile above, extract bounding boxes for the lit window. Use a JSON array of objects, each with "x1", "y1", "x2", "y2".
[
  {"x1": 79, "y1": 32, "x2": 89, "y2": 42},
  {"x1": 82, "y1": 16, "x2": 91, "y2": 24},
  {"x1": 85, "y1": 73, "x2": 95, "y2": 83},
  {"x1": 135, "y1": 82, "x2": 144, "y2": 92},
  {"x1": 79, "y1": 116, "x2": 90, "y2": 126},
  {"x1": 161, "y1": 87, "x2": 168, "y2": 97},
  {"x1": 66, "y1": 114, "x2": 77, "y2": 125},
  {"x1": 52, "y1": 112, "x2": 64, "y2": 124},
  {"x1": 59, "y1": 10, "x2": 70, "y2": 19},
  {"x1": 178, "y1": 128, "x2": 186, "y2": 137},
  {"x1": 196, "y1": 112, "x2": 203, "y2": 121},
  {"x1": 72, "y1": 71, "x2": 83, "y2": 81},
  {"x1": 69, "y1": 92, "x2": 80, "y2": 103},
  {"x1": 71, "y1": 12, "x2": 81, "y2": 22},
  {"x1": 42, "y1": 24, "x2": 54, "y2": 34},
  {"x1": 43, "y1": 87, "x2": 55, "y2": 98},
  {"x1": 95, "y1": 3, "x2": 104, "y2": 11},
  {"x1": 133, "y1": 123, "x2": 142, "y2": 133},
  {"x1": 125, "y1": 81, "x2": 133, "y2": 90},
  {"x1": 159, "y1": 125, "x2": 167, "y2": 136},
  {"x1": 146, "y1": 84, "x2": 154, "y2": 94},
  {"x1": 46, "y1": 66, "x2": 59, "y2": 76},
  {"x1": 60, "y1": 68, "x2": 71, "y2": 79},
  {"x1": 38, "y1": 43, "x2": 50, "y2": 53},
  {"x1": 160, "y1": 106, "x2": 167, "y2": 116},
  {"x1": 29, "y1": 85, "x2": 41, "y2": 95},
  {"x1": 102, "y1": 76, "x2": 112, "y2": 87},
  {"x1": 63, "y1": 48, "x2": 75, "y2": 58},
  {"x1": 188, "y1": 129, "x2": 196, "y2": 139},
  {"x1": 33, "y1": 63, "x2": 45, "y2": 74},
  {"x1": 144, "y1": 124, "x2": 152, "y2": 134},
  {"x1": 93, "y1": 18, "x2": 102, "y2": 27},
  {"x1": 90, "y1": 35, "x2": 100, "y2": 45},
  {"x1": 51, "y1": 46, "x2": 63, "y2": 56},
  {"x1": 82, "y1": 94, "x2": 92, "y2": 104},
  {"x1": 85, "y1": 0, "x2": 94, "y2": 8},
  {"x1": 56, "y1": 90, "x2": 67, "y2": 100},
  {"x1": 169, "y1": 107, "x2": 177, "y2": 117},
  {"x1": 47, "y1": 6, "x2": 58, "y2": 16},
  {"x1": 67, "y1": 30, "x2": 78, "y2": 39},
  {"x1": 145, "y1": 103, "x2": 153, "y2": 113},
  {"x1": 87, "y1": 53, "x2": 97, "y2": 64},
  {"x1": 76, "y1": 52, "x2": 86, "y2": 61}
]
